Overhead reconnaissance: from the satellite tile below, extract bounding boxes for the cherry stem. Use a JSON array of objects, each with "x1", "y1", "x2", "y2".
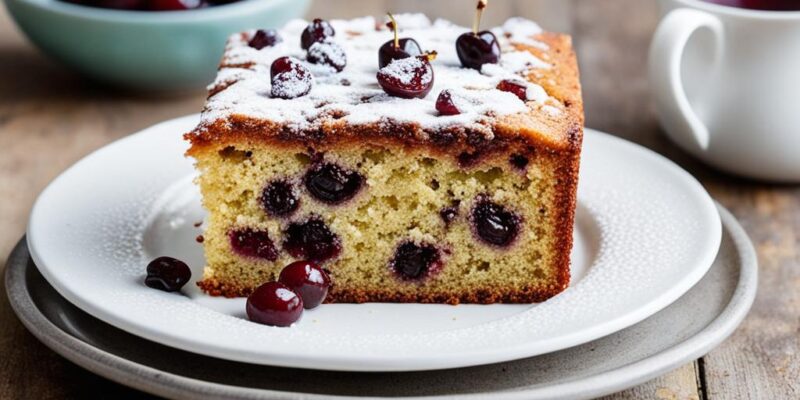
[
  {"x1": 387, "y1": 13, "x2": 399, "y2": 48},
  {"x1": 473, "y1": 0, "x2": 488, "y2": 35}
]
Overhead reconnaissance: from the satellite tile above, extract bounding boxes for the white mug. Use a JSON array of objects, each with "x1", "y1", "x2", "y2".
[{"x1": 649, "y1": 0, "x2": 800, "y2": 182}]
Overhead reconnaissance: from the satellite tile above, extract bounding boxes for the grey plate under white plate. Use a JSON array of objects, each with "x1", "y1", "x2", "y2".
[{"x1": 5, "y1": 204, "x2": 756, "y2": 400}]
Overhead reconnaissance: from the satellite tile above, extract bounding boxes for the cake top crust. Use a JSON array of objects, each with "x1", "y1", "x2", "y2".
[{"x1": 189, "y1": 14, "x2": 583, "y2": 152}]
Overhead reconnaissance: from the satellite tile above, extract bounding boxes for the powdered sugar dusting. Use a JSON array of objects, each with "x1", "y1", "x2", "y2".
[
  {"x1": 494, "y1": 17, "x2": 549, "y2": 49},
  {"x1": 501, "y1": 51, "x2": 550, "y2": 72},
  {"x1": 207, "y1": 67, "x2": 251, "y2": 93},
  {"x1": 200, "y1": 15, "x2": 561, "y2": 136},
  {"x1": 307, "y1": 40, "x2": 346, "y2": 72},
  {"x1": 379, "y1": 57, "x2": 431, "y2": 85},
  {"x1": 526, "y1": 82, "x2": 548, "y2": 103}
]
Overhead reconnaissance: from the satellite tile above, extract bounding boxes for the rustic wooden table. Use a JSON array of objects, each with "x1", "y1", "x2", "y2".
[{"x1": 1, "y1": 0, "x2": 797, "y2": 398}]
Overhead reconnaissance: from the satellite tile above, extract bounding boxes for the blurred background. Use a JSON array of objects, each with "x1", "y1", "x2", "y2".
[{"x1": 0, "y1": 0, "x2": 797, "y2": 399}]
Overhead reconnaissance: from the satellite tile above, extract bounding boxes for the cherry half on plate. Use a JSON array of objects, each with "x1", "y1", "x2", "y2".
[
  {"x1": 279, "y1": 260, "x2": 331, "y2": 309},
  {"x1": 145, "y1": 256, "x2": 191, "y2": 292},
  {"x1": 246, "y1": 282, "x2": 304, "y2": 327},
  {"x1": 378, "y1": 13, "x2": 423, "y2": 69},
  {"x1": 455, "y1": 0, "x2": 501, "y2": 70}
]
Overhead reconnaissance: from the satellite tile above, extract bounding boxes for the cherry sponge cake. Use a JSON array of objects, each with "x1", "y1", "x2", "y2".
[{"x1": 186, "y1": 14, "x2": 584, "y2": 304}]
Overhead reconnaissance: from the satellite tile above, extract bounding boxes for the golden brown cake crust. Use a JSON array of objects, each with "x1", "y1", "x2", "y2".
[{"x1": 186, "y1": 33, "x2": 584, "y2": 156}]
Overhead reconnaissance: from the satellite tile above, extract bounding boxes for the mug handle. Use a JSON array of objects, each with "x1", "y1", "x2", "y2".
[{"x1": 648, "y1": 8, "x2": 723, "y2": 152}]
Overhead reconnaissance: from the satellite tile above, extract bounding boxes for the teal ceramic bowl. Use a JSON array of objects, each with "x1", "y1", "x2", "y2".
[{"x1": 3, "y1": 0, "x2": 311, "y2": 92}]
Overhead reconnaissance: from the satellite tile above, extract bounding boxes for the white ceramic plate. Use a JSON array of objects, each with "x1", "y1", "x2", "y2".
[
  {"x1": 6, "y1": 204, "x2": 757, "y2": 400},
  {"x1": 27, "y1": 115, "x2": 721, "y2": 372}
]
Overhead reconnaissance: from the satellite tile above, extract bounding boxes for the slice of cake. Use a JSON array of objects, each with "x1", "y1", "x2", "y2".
[{"x1": 186, "y1": 13, "x2": 583, "y2": 304}]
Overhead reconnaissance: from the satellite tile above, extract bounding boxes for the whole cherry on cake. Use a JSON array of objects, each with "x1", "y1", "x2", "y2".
[
  {"x1": 299, "y1": 18, "x2": 347, "y2": 72},
  {"x1": 301, "y1": 18, "x2": 335, "y2": 50},
  {"x1": 307, "y1": 40, "x2": 348, "y2": 72},
  {"x1": 248, "y1": 29, "x2": 282, "y2": 50},
  {"x1": 378, "y1": 13, "x2": 423, "y2": 69},
  {"x1": 270, "y1": 56, "x2": 313, "y2": 99},
  {"x1": 377, "y1": 52, "x2": 437, "y2": 99},
  {"x1": 456, "y1": 0, "x2": 501, "y2": 69}
]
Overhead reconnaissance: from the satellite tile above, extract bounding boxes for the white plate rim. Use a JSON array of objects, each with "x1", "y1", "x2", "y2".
[{"x1": 26, "y1": 115, "x2": 723, "y2": 371}]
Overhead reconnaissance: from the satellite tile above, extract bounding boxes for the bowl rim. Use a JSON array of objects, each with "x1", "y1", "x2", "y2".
[
  {"x1": 5, "y1": 0, "x2": 304, "y2": 23},
  {"x1": 669, "y1": 0, "x2": 800, "y2": 20}
]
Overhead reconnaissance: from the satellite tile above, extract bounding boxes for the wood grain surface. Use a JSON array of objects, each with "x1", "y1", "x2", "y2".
[{"x1": 0, "y1": 0, "x2": 797, "y2": 399}]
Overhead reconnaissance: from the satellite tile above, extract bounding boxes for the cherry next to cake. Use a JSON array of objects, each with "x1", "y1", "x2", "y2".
[{"x1": 185, "y1": 9, "x2": 584, "y2": 305}]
